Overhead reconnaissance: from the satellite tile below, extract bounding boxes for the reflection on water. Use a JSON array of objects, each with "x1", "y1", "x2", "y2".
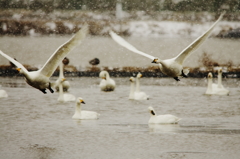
[{"x1": 0, "y1": 77, "x2": 240, "y2": 159}]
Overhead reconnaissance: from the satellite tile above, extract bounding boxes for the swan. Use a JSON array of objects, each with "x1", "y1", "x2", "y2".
[
  {"x1": 54, "y1": 62, "x2": 70, "y2": 92},
  {"x1": 0, "y1": 24, "x2": 88, "y2": 94},
  {"x1": 109, "y1": 13, "x2": 225, "y2": 81},
  {"x1": 99, "y1": 70, "x2": 116, "y2": 91},
  {"x1": 129, "y1": 73, "x2": 149, "y2": 100},
  {"x1": 148, "y1": 106, "x2": 181, "y2": 124},
  {"x1": 217, "y1": 68, "x2": 229, "y2": 94},
  {"x1": 0, "y1": 85, "x2": 8, "y2": 98},
  {"x1": 205, "y1": 71, "x2": 229, "y2": 95},
  {"x1": 57, "y1": 78, "x2": 76, "y2": 102},
  {"x1": 72, "y1": 97, "x2": 100, "y2": 120}
]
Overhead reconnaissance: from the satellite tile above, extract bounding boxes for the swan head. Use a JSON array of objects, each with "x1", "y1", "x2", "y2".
[
  {"x1": 207, "y1": 72, "x2": 213, "y2": 79},
  {"x1": 136, "y1": 72, "x2": 142, "y2": 78},
  {"x1": 76, "y1": 97, "x2": 85, "y2": 104},
  {"x1": 148, "y1": 106, "x2": 156, "y2": 116},
  {"x1": 151, "y1": 58, "x2": 160, "y2": 64},
  {"x1": 99, "y1": 71, "x2": 108, "y2": 79},
  {"x1": 129, "y1": 77, "x2": 135, "y2": 82},
  {"x1": 218, "y1": 68, "x2": 222, "y2": 74},
  {"x1": 61, "y1": 78, "x2": 66, "y2": 82},
  {"x1": 16, "y1": 68, "x2": 24, "y2": 74}
]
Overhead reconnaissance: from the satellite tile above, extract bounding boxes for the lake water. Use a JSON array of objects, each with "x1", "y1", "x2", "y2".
[
  {"x1": 0, "y1": 36, "x2": 240, "y2": 69},
  {"x1": 0, "y1": 76, "x2": 240, "y2": 159}
]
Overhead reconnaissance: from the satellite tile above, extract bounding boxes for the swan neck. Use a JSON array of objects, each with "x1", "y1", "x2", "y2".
[
  {"x1": 218, "y1": 73, "x2": 222, "y2": 87},
  {"x1": 58, "y1": 83, "x2": 64, "y2": 101},
  {"x1": 135, "y1": 77, "x2": 140, "y2": 92},
  {"x1": 75, "y1": 103, "x2": 81, "y2": 113},
  {"x1": 129, "y1": 82, "x2": 135, "y2": 99},
  {"x1": 207, "y1": 77, "x2": 212, "y2": 91},
  {"x1": 105, "y1": 72, "x2": 110, "y2": 80}
]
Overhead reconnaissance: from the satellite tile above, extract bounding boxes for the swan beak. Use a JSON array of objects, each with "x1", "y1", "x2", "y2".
[
  {"x1": 102, "y1": 77, "x2": 106, "y2": 80},
  {"x1": 16, "y1": 68, "x2": 21, "y2": 72},
  {"x1": 80, "y1": 99, "x2": 85, "y2": 104},
  {"x1": 151, "y1": 59, "x2": 158, "y2": 63},
  {"x1": 61, "y1": 78, "x2": 66, "y2": 81}
]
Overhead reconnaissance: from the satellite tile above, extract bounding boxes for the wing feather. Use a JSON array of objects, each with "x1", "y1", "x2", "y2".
[
  {"x1": 0, "y1": 50, "x2": 28, "y2": 73},
  {"x1": 174, "y1": 12, "x2": 225, "y2": 64},
  {"x1": 109, "y1": 31, "x2": 155, "y2": 60},
  {"x1": 40, "y1": 23, "x2": 88, "y2": 77}
]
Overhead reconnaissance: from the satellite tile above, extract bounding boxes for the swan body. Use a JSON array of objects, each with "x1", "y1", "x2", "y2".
[
  {"x1": 148, "y1": 106, "x2": 181, "y2": 124},
  {"x1": 205, "y1": 70, "x2": 229, "y2": 95},
  {"x1": 0, "y1": 86, "x2": 8, "y2": 98},
  {"x1": 110, "y1": 13, "x2": 224, "y2": 81},
  {"x1": 72, "y1": 97, "x2": 100, "y2": 120},
  {"x1": 129, "y1": 73, "x2": 149, "y2": 100},
  {"x1": 57, "y1": 78, "x2": 76, "y2": 102},
  {"x1": 54, "y1": 62, "x2": 70, "y2": 92},
  {"x1": 0, "y1": 24, "x2": 88, "y2": 94},
  {"x1": 99, "y1": 71, "x2": 116, "y2": 91}
]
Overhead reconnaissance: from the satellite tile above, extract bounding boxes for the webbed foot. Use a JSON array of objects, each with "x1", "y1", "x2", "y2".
[
  {"x1": 40, "y1": 89, "x2": 47, "y2": 94},
  {"x1": 174, "y1": 77, "x2": 180, "y2": 81},
  {"x1": 48, "y1": 83, "x2": 54, "y2": 93}
]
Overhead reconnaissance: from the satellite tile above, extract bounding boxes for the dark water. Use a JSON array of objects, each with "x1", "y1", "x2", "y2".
[{"x1": 0, "y1": 77, "x2": 240, "y2": 159}]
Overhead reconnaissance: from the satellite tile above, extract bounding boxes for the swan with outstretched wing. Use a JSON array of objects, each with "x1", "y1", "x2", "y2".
[
  {"x1": 0, "y1": 24, "x2": 88, "y2": 93},
  {"x1": 110, "y1": 13, "x2": 224, "y2": 81}
]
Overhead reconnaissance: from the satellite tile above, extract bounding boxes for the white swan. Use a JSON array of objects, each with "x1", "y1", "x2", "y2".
[
  {"x1": 205, "y1": 71, "x2": 229, "y2": 95},
  {"x1": 148, "y1": 106, "x2": 181, "y2": 124},
  {"x1": 0, "y1": 24, "x2": 88, "y2": 94},
  {"x1": 217, "y1": 68, "x2": 229, "y2": 94},
  {"x1": 110, "y1": 13, "x2": 225, "y2": 81},
  {"x1": 54, "y1": 62, "x2": 70, "y2": 92},
  {"x1": 72, "y1": 97, "x2": 100, "y2": 120},
  {"x1": 0, "y1": 85, "x2": 8, "y2": 98},
  {"x1": 99, "y1": 70, "x2": 116, "y2": 91},
  {"x1": 129, "y1": 73, "x2": 149, "y2": 100},
  {"x1": 57, "y1": 78, "x2": 76, "y2": 102}
]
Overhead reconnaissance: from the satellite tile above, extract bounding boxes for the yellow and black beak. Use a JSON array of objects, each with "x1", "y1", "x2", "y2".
[
  {"x1": 61, "y1": 78, "x2": 66, "y2": 81},
  {"x1": 80, "y1": 99, "x2": 85, "y2": 104},
  {"x1": 151, "y1": 59, "x2": 158, "y2": 63},
  {"x1": 16, "y1": 68, "x2": 21, "y2": 72}
]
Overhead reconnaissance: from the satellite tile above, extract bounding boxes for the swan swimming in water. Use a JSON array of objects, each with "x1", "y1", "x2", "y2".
[
  {"x1": 109, "y1": 13, "x2": 225, "y2": 81},
  {"x1": 205, "y1": 70, "x2": 229, "y2": 95},
  {"x1": 99, "y1": 70, "x2": 116, "y2": 91},
  {"x1": 72, "y1": 97, "x2": 100, "y2": 120},
  {"x1": 54, "y1": 62, "x2": 70, "y2": 92},
  {"x1": 148, "y1": 106, "x2": 181, "y2": 124},
  {"x1": 0, "y1": 24, "x2": 88, "y2": 94},
  {"x1": 0, "y1": 85, "x2": 8, "y2": 98},
  {"x1": 129, "y1": 73, "x2": 149, "y2": 100},
  {"x1": 57, "y1": 78, "x2": 76, "y2": 102}
]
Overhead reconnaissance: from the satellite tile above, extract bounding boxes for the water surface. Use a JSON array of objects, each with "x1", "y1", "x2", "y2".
[{"x1": 0, "y1": 77, "x2": 240, "y2": 159}]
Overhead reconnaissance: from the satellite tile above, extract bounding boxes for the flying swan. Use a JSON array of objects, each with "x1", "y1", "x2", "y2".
[
  {"x1": 148, "y1": 106, "x2": 181, "y2": 124},
  {"x1": 129, "y1": 73, "x2": 149, "y2": 100},
  {"x1": 99, "y1": 70, "x2": 116, "y2": 91},
  {"x1": 109, "y1": 13, "x2": 225, "y2": 81},
  {"x1": 72, "y1": 97, "x2": 100, "y2": 120},
  {"x1": 0, "y1": 24, "x2": 88, "y2": 94}
]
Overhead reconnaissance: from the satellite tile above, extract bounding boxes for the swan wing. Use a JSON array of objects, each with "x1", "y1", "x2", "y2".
[
  {"x1": 174, "y1": 12, "x2": 225, "y2": 64},
  {"x1": 39, "y1": 24, "x2": 88, "y2": 77},
  {"x1": 0, "y1": 50, "x2": 28, "y2": 73},
  {"x1": 109, "y1": 31, "x2": 155, "y2": 60}
]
